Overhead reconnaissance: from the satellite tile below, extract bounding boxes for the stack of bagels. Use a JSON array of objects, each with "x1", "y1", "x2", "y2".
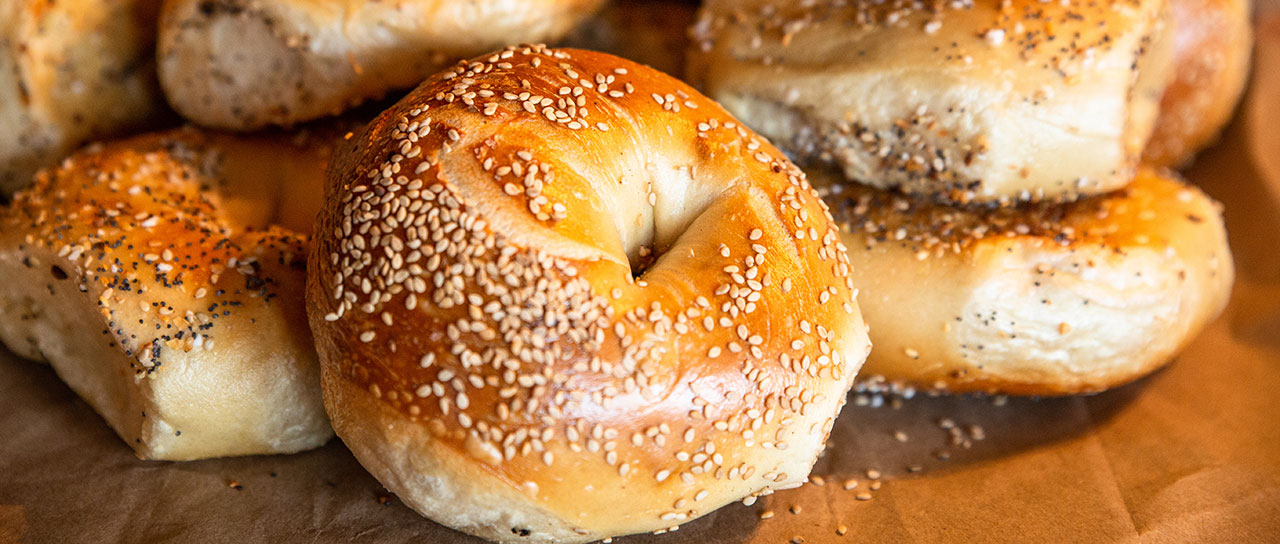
[
  {"x1": 0, "y1": 0, "x2": 1251, "y2": 542},
  {"x1": 688, "y1": 0, "x2": 1244, "y2": 395}
]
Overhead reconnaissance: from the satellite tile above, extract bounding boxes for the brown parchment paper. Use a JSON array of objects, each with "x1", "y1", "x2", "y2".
[{"x1": 3, "y1": 2, "x2": 1280, "y2": 542}]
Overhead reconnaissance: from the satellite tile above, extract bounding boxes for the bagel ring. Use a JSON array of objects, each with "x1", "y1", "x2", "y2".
[
  {"x1": 308, "y1": 46, "x2": 870, "y2": 543},
  {"x1": 816, "y1": 166, "x2": 1232, "y2": 395}
]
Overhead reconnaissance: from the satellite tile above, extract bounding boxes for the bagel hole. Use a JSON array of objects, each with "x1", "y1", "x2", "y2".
[
  {"x1": 630, "y1": 244, "x2": 659, "y2": 279},
  {"x1": 615, "y1": 163, "x2": 714, "y2": 280}
]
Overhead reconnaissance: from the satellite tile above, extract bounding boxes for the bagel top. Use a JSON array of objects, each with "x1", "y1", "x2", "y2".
[
  {"x1": 2, "y1": 129, "x2": 311, "y2": 365},
  {"x1": 308, "y1": 46, "x2": 869, "y2": 542},
  {"x1": 688, "y1": 0, "x2": 1176, "y2": 204}
]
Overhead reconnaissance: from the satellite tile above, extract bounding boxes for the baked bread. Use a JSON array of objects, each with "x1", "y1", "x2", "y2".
[
  {"x1": 688, "y1": 0, "x2": 1177, "y2": 204},
  {"x1": 0, "y1": 129, "x2": 332, "y2": 460},
  {"x1": 157, "y1": 0, "x2": 606, "y2": 130},
  {"x1": 0, "y1": 0, "x2": 169, "y2": 194},
  {"x1": 815, "y1": 166, "x2": 1232, "y2": 395},
  {"x1": 1143, "y1": 0, "x2": 1252, "y2": 167},
  {"x1": 309, "y1": 46, "x2": 870, "y2": 543}
]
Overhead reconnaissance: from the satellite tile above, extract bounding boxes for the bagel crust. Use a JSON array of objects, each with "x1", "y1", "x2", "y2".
[
  {"x1": 817, "y1": 167, "x2": 1232, "y2": 395},
  {"x1": 308, "y1": 46, "x2": 870, "y2": 542},
  {"x1": 688, "y1": 0, "x2": 1176, "y2": 204},
  {"x1": 0, "y1": 130, "x2": 332, "y2": 460},
  {"x1": 157, "y1": 0, "x2": 605, "y2": 130},
  {"x1": 0, "y1": 0, "x2": 168, "y2": 194}
]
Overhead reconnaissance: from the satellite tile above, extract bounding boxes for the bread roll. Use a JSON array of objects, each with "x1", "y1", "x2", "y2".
[
  {"x1": 816, "y1": 166, "x2": 1232, "y2": 395},
  {"x1": 0, "y1": 0, "x2": 169, "y2": 194},
  {"x1": 688, "y1": 0, "x2": 1177, "y2": 204},
  {"x1": 1143, "y1": 0, "x2": 1252, "y2": 167},
  {"x1": 158, "y1": 0, "x2": 605, "y2": 130},
  {"x1": 0, "y1": 129, "x2": 332, "y2": 460},
  {"x1": 309, "y1": 46, "x2": 870, "y2": 543}
]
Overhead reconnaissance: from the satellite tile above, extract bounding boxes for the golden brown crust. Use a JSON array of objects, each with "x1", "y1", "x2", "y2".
[
  {"x1": 687, "y1": 0, "x2": 1176, "y2": 205},
  {"x1": 0, "y1": 128, "x2": 331, "y2": 459},
  {"x1": 1143, "y1": 0, "x2": 1252, "y2": 167},
  {"x1": 196, "y1": 119, "x2": 359, "y2": 235},
  {"x1": 157, "y1": 0, "x2": 606, "y2": 130},
  {"x1": 816, "y1": 167, "x2": 1233, "y2": 395},
  {"x1": 0, "y1": 0, "x2": 170, "y2": 194},
  {"x1": 308, "y1": 46, "x2": 870, "y2": 542}
]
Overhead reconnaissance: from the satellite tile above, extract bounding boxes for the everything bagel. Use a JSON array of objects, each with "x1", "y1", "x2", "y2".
[
  {"x1": 0, "y1": 128, "x2": 332, "y2": 460},
  {"x1": 688, "y1": 0, "x2": 1176, "y2": 204},
  {"x1": 818, "y1": 166, "x2": 1232, "y2": 395}
]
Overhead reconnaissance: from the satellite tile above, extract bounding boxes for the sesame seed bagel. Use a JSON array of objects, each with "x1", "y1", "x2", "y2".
[
  {"x1": 1142, "y1": 0, "x2": 1252, "y2": 167},
  {"x1": 0, "y1": 0, "x2": 168, "y2": 194},
  {"x1": 687, "y1": 0, "x2": 1176, "y2": 205},
  {"x1": 157, "y1": 0, "x2": 605, "y2": 131},
  {"x1": 308, "y1": 46, "x2": 870, "y2": 543},
  {"x1": 815, "y1": 166, "x2": 1231, "y2": 395},
  {"x1": 0, "y1": 128, "x2": 332, "y2": 460}
]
